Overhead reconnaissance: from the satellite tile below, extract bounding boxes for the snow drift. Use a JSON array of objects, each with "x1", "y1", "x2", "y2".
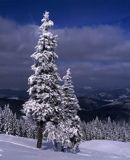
[{"x1": 0, "y1": 134, "x2": 130, "y2": 160}]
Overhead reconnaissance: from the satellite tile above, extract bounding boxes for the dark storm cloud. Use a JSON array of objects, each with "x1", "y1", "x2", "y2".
[
  {"x1": 0, "y1": 17, "x2": 130, "y2": 89},
  {"x1": 55, "y1": 26, "x2": 130, "y2": 88},
  {"x1": 56, "y1": 26, "x2": 130, "y2": 62},
  {"x1": 59, "y1": 62, "x2": 130, "y2": 89},
  {"x1": 0, "y1": 17, "x2": 38, "y2": 88}
]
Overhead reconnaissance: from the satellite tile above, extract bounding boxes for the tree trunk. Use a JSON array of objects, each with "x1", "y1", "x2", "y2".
[{"x1": 37, "y1": 120, "x2": 44, "y2": 148}]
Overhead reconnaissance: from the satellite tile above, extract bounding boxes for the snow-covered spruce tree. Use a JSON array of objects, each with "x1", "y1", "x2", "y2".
[
  {"x1": 60, "y1": 68, "x2": 82, "y2": 152},
  {"x1": 23, "y1": 11, "x2": 62, "y2": 148}
]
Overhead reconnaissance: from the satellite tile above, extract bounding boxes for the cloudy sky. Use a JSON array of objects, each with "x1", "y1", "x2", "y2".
[{"x1": 0, "y1": 0, "x2": 130, "y2": 90}]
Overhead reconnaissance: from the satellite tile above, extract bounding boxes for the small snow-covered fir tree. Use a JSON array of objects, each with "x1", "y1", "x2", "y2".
[
  {"x1": 62, "y1": 68, "x2": 80, "y2": 115},
  {"x1": 45, "y1": 68, "x2": 82, "y2": 152},
  {"x1": 23, "y1": 11, "x2": 62, "y2": 148},
  {"x1": 3, "y1": 105, "x2": 14, "y2": 135},
  {"x1": 61, "y1": 68, "x2": 82, "y2": 152}
]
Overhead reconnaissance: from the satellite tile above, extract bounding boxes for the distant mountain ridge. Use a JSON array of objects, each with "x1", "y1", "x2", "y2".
[
  {"x1": 0, "y1": 88, "x2": 130, "y2": 122},
  {"x1": 0, "y1": 89, "x2": 28, "y2": 100}
]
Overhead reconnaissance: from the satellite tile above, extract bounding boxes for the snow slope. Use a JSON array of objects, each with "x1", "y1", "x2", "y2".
[{"x1": 0, "y1": 134, "x2": 130, "y2": 160}]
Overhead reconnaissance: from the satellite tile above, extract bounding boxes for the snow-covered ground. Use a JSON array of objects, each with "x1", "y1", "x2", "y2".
[{"x1": 0, "y1": 134, "x2": 130, "y2": 160}]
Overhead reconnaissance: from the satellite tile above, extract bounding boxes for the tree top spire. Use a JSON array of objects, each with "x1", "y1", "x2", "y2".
[
  {"x1": 41, "y1": 11, "x2": 54, "y2": 29},
  {"x1": 43, "y1": 11, "x2": 49, "y2": 20},
  {"x1": 63, "y1": 68, "x2": 72, "y2": 81},
  {"x1": 66, "y1": 68, "x2": 71, "y2": 75}
]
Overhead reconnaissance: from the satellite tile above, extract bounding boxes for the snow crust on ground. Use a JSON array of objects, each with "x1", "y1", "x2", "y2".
[
  {"x1": 0, "y1": 134, "x2": 130, "y2": 160},
  {"x1": 79, "y1": 140, "x2": 130, "y2": 158}
]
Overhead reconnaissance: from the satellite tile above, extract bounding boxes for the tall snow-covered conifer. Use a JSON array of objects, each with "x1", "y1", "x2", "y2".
[
  {"x1": 61, "y1": 68, "x2": 82, "y2": 152},
  {"x1": 23, "y1": 11, "x2": 62, "y2": 148}
]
